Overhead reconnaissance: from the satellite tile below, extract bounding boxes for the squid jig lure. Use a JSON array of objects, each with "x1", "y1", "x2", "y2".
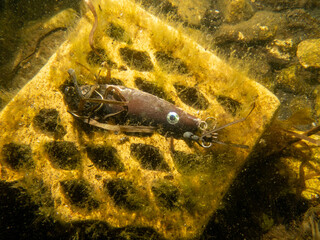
[{"x1": 64, "y1": 69, "x2": 253, "y2": 149}]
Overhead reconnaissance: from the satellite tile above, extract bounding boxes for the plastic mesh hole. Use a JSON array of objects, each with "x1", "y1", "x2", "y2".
[
  {"x1": 106, "y1": 23, "x2": 132, "y2": 44},
  {"x1": 86, "y1": 48, "x2": 116, "y2": 67},
  {"x1": 60, "y1": 179, "x2": 99, "y2": 210},
  {"x1": 152, "y1": 181, "x2": 180, "y2": 210},
  {"x1": 119, "y1": 47, "x2": 154, "y2": 71},
  {"x1": 216, "y1": 95, "x2": 241, "y2": 116},
  {"x1": 86, "y1": 145, "x2": 125, "y2": 172},
  {"x1": 2, "y1": 142, "x2": 33, "y2": 170},
  {"x1": 33, "y1": 108, "x2": 66, "y2": 137},
  {"x1": 130, "y1": 143, "x2": 169, "y2": 171},
  {"x1": 174, "y1": 84, "x2": 209, "y2": 110},
  {"x1": 104, "y1": 179, "x2": 147, "y2": 210},
  {"x1": 155, "y1": 51, "x2": 188, "y2": 74},
  {"x1": 134, "y1": 77, "x2": 174, "y2": 103},
  {"x1": 45, "y1": 141, "x2": 81, "y2": 170}
]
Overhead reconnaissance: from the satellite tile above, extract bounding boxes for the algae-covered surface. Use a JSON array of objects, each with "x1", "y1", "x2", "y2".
[{"x1": 0, "y1": 0, "x2": 319, "y2": 239}]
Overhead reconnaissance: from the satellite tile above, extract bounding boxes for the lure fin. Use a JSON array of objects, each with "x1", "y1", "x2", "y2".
[{"x1": 69, "y1": 111, "x2": 156, "y2": 133}]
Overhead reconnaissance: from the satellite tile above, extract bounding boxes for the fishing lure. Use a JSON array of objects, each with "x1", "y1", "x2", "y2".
[
  {"x1": 64, "y1": 69, "x2": 253, "y2": 149},
  {"x1": 73, "y1": 0, "x2": 253, "y2": 148}
]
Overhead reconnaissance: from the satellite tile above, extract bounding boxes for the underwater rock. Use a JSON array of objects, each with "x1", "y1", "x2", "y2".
[
  {"x1": 285, "y1": 9, "x2": 320, "y2": 38},
  {"x1": 297, "y1": 38, "x2": 320, "y2": 68},
  {"x1": 250, "y1": 0, "x2": 318, "y2": 11},
  {"x1": 214, "y1": 11, "x2": 284, "y2": 44},
  {"x1": 168, "y1": 0, "x2": 210, "y2": 26},
  {"x1": 201, "y1": 7, "x2": 223, "y2": 32},
  {"x1": 217, "y1": 0, "x2": 255, "y2": 23},
  {"x1": 275, "y1": 65, "x2": 311, "y2": 94},
  {"x1": 313, "y1": 86, "x2": 320, "y2": 118},
  {"x1": 266, "y1": 38, "x2": 294, "y2": 65},
  {"x1": 278, "y1": 133, "x2": 320, "y2": 206}
]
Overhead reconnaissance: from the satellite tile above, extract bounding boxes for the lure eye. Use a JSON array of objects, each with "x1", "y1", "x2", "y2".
[{"x1": 167, "y1": 112, "x2": 179, "y2": 125}]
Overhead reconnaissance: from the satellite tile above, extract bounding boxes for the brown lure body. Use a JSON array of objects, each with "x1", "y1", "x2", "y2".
[
  {"x1": 64, "y1": 71, "x2": 201, "y2": 138},
  {"x1": 100, "y1": 85, "x2": 201, "y2": 135},
  {"x1": 65, "y1": 69, "x2": 252, "y2": 149}
]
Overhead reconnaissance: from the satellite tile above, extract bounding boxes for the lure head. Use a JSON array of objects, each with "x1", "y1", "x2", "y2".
[
  {"x1": 182, "y1": 103, "x2": 256, "y2": 149},
  {"x1": 163, "y1": 110, "x2": 202, "y2": 135},
  {"x1": 183, "y1": 118, "x2": 249, "y2": 149},
  {"x1": 182, "y1": 117, "x2": 219, "y2": 148}
]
